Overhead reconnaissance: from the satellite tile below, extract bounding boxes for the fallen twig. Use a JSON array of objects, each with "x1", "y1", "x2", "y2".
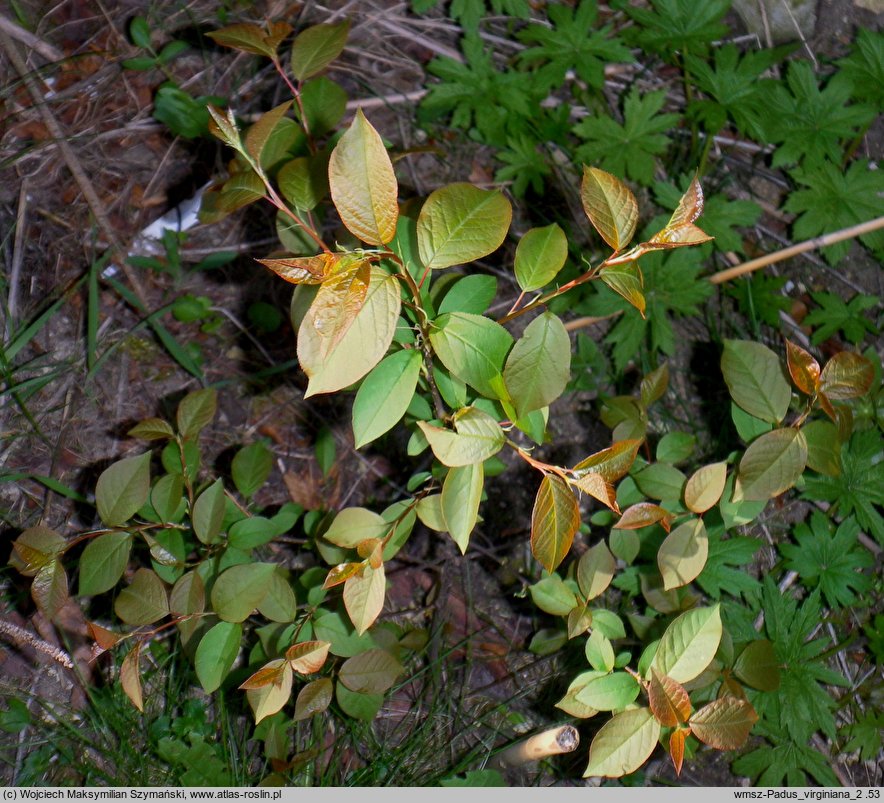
[
  {"x1": 493, "y1": 725, "x2": 579, "y2": 768},
  {"x1": 0, "y1": 12, "x2": 64, "y2": 62}
]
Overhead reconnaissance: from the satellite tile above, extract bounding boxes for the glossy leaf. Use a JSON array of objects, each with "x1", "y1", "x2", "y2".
[
  {"x1": 531, "y1": 474, "x2": 580, "y2": 573},
  {"x1": 658, "y1": 518, "x2": 708, "y2": 591},
  {"x1": 290, "y1": 20, "x2": 350, "y2": 81},
  {"x1": 115, "y1": 568, "x2": 169, "y2": 625},
  {"x1": 684, "y1": 462, "x2": 727, "y2": 514},
  {"x1": 442, "y1": 462, "x2": 484, "y2": 553},
  {"x1": 121, "y1": 646, "x2": 144, "y2": 712},
  {"x1": 819, "y1": 351, "x2": 874, "y2": 400},
  {"x1": 353, "y1": 350, "x2": 422, "y2": 448},
  {"x1": 614, "y1": 502, "x2": 670, "y2": 531},
  {"x1": 734, "y1": 427, "x2": 807, "y2": 502},
  {"x1": 211, "y1": 563, "x2": 276, "y2": 622},
  {"x1": 343, "y1": 563, "x2": 385, "y2": 635},
  {"x1": 573, "y1": 440, "x2": 642, "y2": 483},
  {"x1": 785, "y1": 339, "x2": 820, "y2": 396},
  {"x1": 286, "y1": 640, "x2": 331, "y2": 674},
  {"x1": 338, "y1": 648, "x2": 403, "y2": 694},
  {"x1": 299, "y1": 267, "x2": 401, "y2": 396},
  {"x1": 689, "y1": 697, "x2": 758, "y2": 750},
  {"x1": 581, "y1": 166, "x2": 639, "y2": 251},
  {"x1": 577, "y1": 542, "x2": 615, "y2": 601},
  {"x1": 78, "y1": 532, "x2": 132, "y2": 596},
  {"x1": 429, "y1": 312, "x2": 513, "y2": 398},
  {"x1": 583, "y1": 708, "x2": 660, "y2": 778},
  {"x1": 648, "y1": 669, "x2": 691, "y2": 727},
  {"x1": 418, "y1": 407, "x2": 504, "y2": 467},
  {"x1": 194, "y1": 621, "x2": 242, "y2": 693},
  {"x1": 328, "y1": 109, "x2": 398, "y2": 245},
  {"x1": 324, "y1": 507, "x2": 388, "y2": 548},
  {"x1": 95, "y1": 452, "x2": 151, "y2": 527},
  {"x1": 503, "y1": 312, "x2": 571, "y2": 418},
  {"x1": 514, "y1": 223, "x2": 568, "y2": 292},
  {"x1": 575, "y1": 671, "x2": 640, "y2": 711},
  {"x1": 416, "y1": 183, "x2": 512, "y2": 270},
  {"x1": 294, "y1": 677, "x2": 333, "y2": 720},
  {"x1": 599, "y1": 262, "x2": 645, "y2": 315},
  {"x1": 650, "y1": 605, "x2": 722, "y2": 683},
  {"x1": 721, "y1": 340, "x2": 790, "y2": 424}
]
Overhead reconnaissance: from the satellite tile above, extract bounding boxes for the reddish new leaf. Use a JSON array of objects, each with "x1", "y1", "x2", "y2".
[
  {"x1": 648, "y1": 669, "x2": 691, "y2": 727},
  {"x1": 819, "y1": 351, "x2": 874, "y2": 400},
  {"x1": 121, "y1": 645, "x2": 144, "y2": 712},
  {"x1": 689, "y1": 696, "x2": 758, "y2": 750},
  {"x1": 785, "y1": 339, "x2": 820, "y2": 396},
  {"x1": 668, "y1": 728, "x2": 687, "y2": 776},
  {"x1": 531, "y1": 474, "x2": 580, "y2": 573},
  {"x1": 573, "y1": 440, "x2": 642, "y2": 484},
  {"x1": 613, "y1": 503, "x2": 671, "y2": 532},
  {"x1": 256, "y1": 253, "x2": 338, "y2": 285}
]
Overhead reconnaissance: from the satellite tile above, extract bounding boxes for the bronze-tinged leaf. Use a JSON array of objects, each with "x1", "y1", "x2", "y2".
[
  {"x1": 309, "y1": 260, "x2": 371, "y2": 357},
  {"x1": 573, "y1": 439, "x2": 642, "y2": 484},
  {"x1": 206, "y1": 21, "x2": 292, "y2": 58},
  {"x1": 581, "y1": 166, "x2": 639, "y2": 251},
  {"x1": 121, "y1": 645, "x2": 144, "y2": 712},
  {"x1": 567, "y1": 603, "x2": 593, "y2": 639},
  {"x1": 571, "y1": 472, "x2": 619, "y2": 513},
  {"x1": 239, "y1": 660, "x2": 288, "y2": 690},
  {"x1": 323, "y1": 562, "x2": 363, "y2": 589},
  {"x1": 530, "y1": 474, "x2": 580, "y2": 573},
  {"x1": 256, "y1": 253, "x2": 338, "y2": 285},
  {"x1": 668, "y1": 728, "x2": 686, "y2": 776},
  {"x1": 648, "y1": 669, "x2": 691, "y2": 727},
  {"x1": 640, "y1": 364, "x2": 669, "y2": 408},
  {"x1": 688, "y1": 697, "x2": 758, "y2": 750},
  {"x1": 684, "y1": 462, "x2": 727, "y2": 514},
  {"x1": 88, "y1": 622, "x2": 124, "y2": 651},
  {"x1": 819, "y1": 351, "x2": 874, "y2": 400},
  {"x1": 245, "y1": 100, "x2": 293, "y2": 162},
  {"x1": 733, "y1": 639, "x2": 781, "y2": 692},
  {"x1": 613, "y1": 503, "x2": 671, "y2": 532},
  {"x1": 668, "y1": 174, "x2": 705, "y2": 228},
  {"x1": 600, "y1": 262, "x2": 645, "y2": 316},
  {"x1": 32, "y1": 560, "x2": 68, "y2": 620},
  {"x1": 293, "y1": 677, "x2": 333, "y2": 720},
  {"x1": 646, "y1": 223, "x2": 713, "y2": 247},
  {"x1": 286, "y1": 640, "x2": 332, "y2": 674},
  {"x1": 785, "y1": 339, "x2": 821, "y2": 396}
]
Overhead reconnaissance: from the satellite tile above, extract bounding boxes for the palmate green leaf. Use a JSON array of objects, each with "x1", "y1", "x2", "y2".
[
  {"x1": 328, "y1": 110, "x2": 398, "y2": 246},
  {"x1": 513, "y1": 224, "x2": 568, "y2": 292},
  {"x1": 530, "y1": 474, "x2": 580, "y2": 572},
  {"x1": 429, "y1": 312, "x2": 513, "y2": 398},
  {"x1": 838, "y1": 27, "x2": 884, "y2": 107},
  {"x1": 802, "y1": 291, "x2": 880, "y2": 346},
  {"x1": 78, "y1": 532, "x2": 132, "y2": 595},
  {"x1": 573, "y1": 90, "x2": 680, "y2": 186},
  {"x1": 517, "y1": 0, "x2": 631, "y2": 90},
  {"x1": 503, "y1": 312, "x2": 570, "y2": 418},
  {"x1": 779, "y1": 513, "x2": 873, "y2": 609},
  {"x1": 721, "y1": 340, "x2": 791, "y2": 424},
  {"x1": 95, "y1": 452, "x2": 151, "y2": 527},
  {"x1": 619, "y1": 0, "x2": 730, "y2": 59},
  {"x1": 290, "y1": 20, "x2": 350, "y2": 81},
  {"x1": 495, "y1": 134, "x2": 553, "y2": 197},
  {"x1": 696, "y1": 528, "x2": 761, "y2": 599},
  {"x1": 733, "y1": 727, "x2": 839, "y2": 787},
  {"x1": 298, "y1": 267, "x2": 401, "y2": 396},
  {"x1": 416, "y1": 183, "x2": 512, "y2": 270},
  {"x1": 735, "y1": 427, "x2": 807, "y2": 502},
  {"x1": 583, "y1": 707, "x2": 660, "y2": 778},
  {"x1": 353, "y1": 350, "x2": 422, "y2": 448},
  {"x1": 784, "y1": 160, "x2": 884, "y2": 266},
  {"x1": 442, "y1": 462, "x2": 484, "y2": 553}
]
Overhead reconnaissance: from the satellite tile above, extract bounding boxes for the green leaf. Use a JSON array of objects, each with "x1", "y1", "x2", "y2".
[
  {"x1": 579, "y1": 166, "x2": 639, "y2": 250},
  {"x1": 0, "y1": 698, "x2": 30, "y2": 733},
  {"x1": 78, "y1": 532, "x2": 132, "y2": 596},
  {"x1": 733, "y1": 639, "x2": 780, "y2": 692},
  {"x1": 294, "y1": 677, "x2": 334, "y2": 720},
  {"x1": 177, "y1": 388, "x2": 217, "y2": 439},
  {"x1": 299, "y1": 267, "x2": 401, "y2": 396},
  {"x1": 585, "y1": 629, "x2": 615, "y2": 673},
  {"x1": 575, "y1": 671, "x2": 640, "y2": 711},
  {"x1": 440, "y1": 769, "x2": 506, "y2": 787},
  {"x1": 583, "y1": 708, "x2": 661, "y2": 778},
  {"x1": 206, "y1": 21, "x2": 291, "y2": 59},
  {"x1": 802, "y1": 290, "x2": 880, "y2": 345},
  {"x1": 313, "y1": 609, "x2": 375, "y2": 658},
  {"x1": 245, "y1": 101, "x2": 293, "y2": 164},
  {"x1": 503, "y1": 312, "x2": 571, "y2": 419},
  {"x1": 621, "y1": 0, "x2": 729, "y2": 58},
  {"x1": 150, "y1": 473, "x2": 185, "y2": 522},
  {"x1": 429, "y1": 312, "x2": 513, "y2": 398},
  {"x1": 416, "y1": 183, "x2": 512, "y2": 270},
  {"x1": 418, "y1": 407, "x2": 504, "y2": 467},
  {"x1": 838, "y1": 27, "x2": 884, "y2": 107},
  {"x1": 735, "y1": 427, "x2": 807, "y2": 502},
  {"x1": 231, "y1": 441, "x2": 273, "y2": 499},
  {"x1": 32, "y1": 560, "x2": 68, "y2": 620},
  {"x1": 530, "y1": 474, "x2": 580, "y2": 573},
  {"x1": 115, "y1": 568, "x2": 169, "y2": 625},
  {"x1": 324, "y1": 507, "x2": 388, "y2": 548},
  {"x1": 211, "y1": 563, "x2": 276, "y2": 622},
  {"x1": 300, "y1": 77, "x2": 347, "y2": 137},
  {"x1": 338, "y1": 648, "x2": 403, "y2": 694},
  {"x1": 290, "y1": 20, "x2": 350, "y2": 81},
  {"x1": 802, "y1": 420, "x2": 841, "y2": 477},
  {"x1": 577, "y1": 542, "x2": 615, "y2": 601},
  {"x1": 632, "y1": 463, "x2": 686, "y2": 502},
  {"x1": 438, "y1": 274, "x2": 498, "y2": 316},
  {"x1": 129, "y1": 16, "x2": 151, "y2": 48},
  {"x1": 195, "y1": 621, "x2": 242, "y2": 693},
  {"x1": 192, "y1": 479, "x2": 226, "y2": 544},
  {"x1": 228, "y1": 516, "x2": 277, "y2": 550},
  {"x1": 352, "y1": 350, "x2": 422, "y2": 448},
  {"x1": 128, "y1": 418, "x2": 174, "y2": 440},
  {"x1": 328, "y1": 109, "x2": 398, "y2": 245},
  {"x1": 442, "y1": 462, "x2": 484, "y2": 553},
  {"x1": 95, "y1": 452, "x2": 151, "y2": 527},
  {"x1": 721, "y1": 340, "x2": 791, "y2": 424},
  {"x1": 779, "y1": 513, "x2": 873, "y2": 609},
  {"x1": 658, "y1": 517, "x2": 708, "y2": 590},
  {"x1": 335, "y1": 682, "x2": 383, "y2": 721},
  {"x1": 278, "y1": 153, "x2": 330, "y2": 211},
  {"x1": 529, "y1": 574, "x2": 578, "y2": 616},
  {"x1": 650, "y1": 604, "x2": 722, "y2": 683},
  {"x1": 343, "y1": 563, "x2": 385, "y2": 635},
  {"x1": 514, "y1": 224, "x2": 568, "y2": 292}
]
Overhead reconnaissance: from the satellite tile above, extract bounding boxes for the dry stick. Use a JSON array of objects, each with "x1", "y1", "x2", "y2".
[
  {"x1": 0, "y1": 12, "x2": 65, "y2": 62},
  {"x1": 7, "y1": 177, "x2": 27, "y2": 339},
  {"x1": 0, "y1": 29, "x2": 149, "y2": 308},
  {"x1": 493, "y1": 725, "x2": 579, "y2": 768},
  {"x1": 708, "y1": 217, "x2": 884, "y2": 285}
]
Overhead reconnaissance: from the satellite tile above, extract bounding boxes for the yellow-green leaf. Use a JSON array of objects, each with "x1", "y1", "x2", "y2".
[
  {"x1": 442, "y1": 462, "x2": 484, "y2": 553},
  {"x1": 211, "y1": 563, "x2": 275, "y2": 622},
  {"x1": 721, "y1": 340, "x2": 790, "y2": 424},
  {"x1": 514, "y1": 223, "x2": 568, "y2": 292},
  {"x1": 290, "y1": 20, "x2": 350, "y2": 81},
  {"x1": 530, "y1": 474, "x2": 580, "y2": 573},
  {"x1": 417, "y1": 183, "x2": 512, "y2": 270},
  {"x1": 206, "y1": 21, "x2": 292, "y2": 58},
  {"x1": 583, "y1": 708, "x2": 660, "y2": 778},
  {"x1": 734, "y1": 427, "x2": 807, "y2": 502},
  {"x1": 343, "y1": 563, "x2": 385, "y2": 635},
  {"x1": 573, "y1": 440, "x2": 642, "y2": 483},
  {"x1": 246, "y1": 660, "x2": 293, "y2": 724},
  {"x1": 650, "y1": 605, "x2": 721, "y2": 684},
  {"x1": 96, "y1": 452, "x2": 151, "y2": 527},
  {"x1": 245, "y1": 100, "x2": 292, "y2": 163},
  {"x1": 417, "y1": 407, "x2": 504, "y2": 467},
  {"x1": 599, "y1": 262, "x2": 645, "y2": 315},
  {"x1": 581, "y1": 166, "x2": 639, "y2": 252},
  {"x1": 352, "y1": 349, "x2": 422, "y2": 448},
  {"x1": 328, "y1": 109, "x2": 398, "y2": 245},
  {"x1": 684, "y1": 462, "x2": 727, "y2": 514},
  {"x1": 577, "y1": 542, "x2": 615, "y2": 601},
  {"x1": 658, "y1": 518, "x2": 708, "y2": 591}
]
